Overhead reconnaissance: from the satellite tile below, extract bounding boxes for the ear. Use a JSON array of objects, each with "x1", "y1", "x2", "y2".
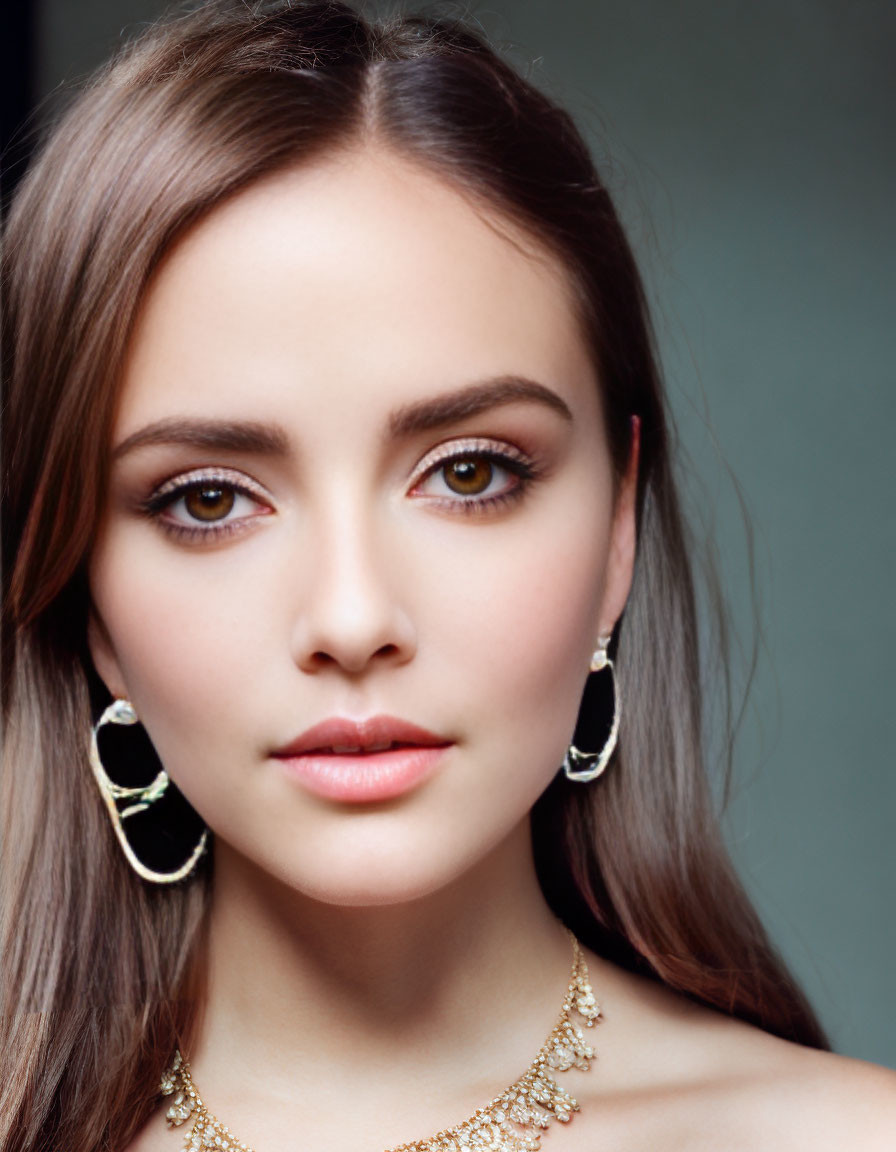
[
  {"x1": 597, "y1": 416, "x2": 640, "y2": 638},
  {"x1": 87, "y1": 608, "x2": 130, "y2": 700}
]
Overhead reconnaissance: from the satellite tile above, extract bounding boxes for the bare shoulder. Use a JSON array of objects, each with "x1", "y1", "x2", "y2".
[
  {"x1": 571, "y1": 948, "x2": 896, "y2": 1151},
  {"x1": 739, "y1": 1039, "x2": 896, "y2": 1148}
]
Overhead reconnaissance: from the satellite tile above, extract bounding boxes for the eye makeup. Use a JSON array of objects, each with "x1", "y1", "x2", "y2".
[
  {"x1": 135, "y1": 433, "x2": 544, "y2": 545},
  {"x1": 138, "y1": 466, "x2": 273, "y2": 543},
  {"x1": 408, "y1": 436, "x2": 541, "y2": 514}
]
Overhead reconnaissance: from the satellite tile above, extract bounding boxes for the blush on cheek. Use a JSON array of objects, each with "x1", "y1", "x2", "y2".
[
  {"x1": 514, "y1": 589, "x2": 596, "y2": 719},
  {"x1": 445, "y1": 553, "x2": 601, "y2": 751},
  {"x1": 91, "y1": 582, "x2": 238, "y2": 753}
]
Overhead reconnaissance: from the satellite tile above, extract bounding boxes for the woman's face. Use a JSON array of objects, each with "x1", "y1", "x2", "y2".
[{"x1": 89, "y1": 148, "x2": 636, "y2": 906}]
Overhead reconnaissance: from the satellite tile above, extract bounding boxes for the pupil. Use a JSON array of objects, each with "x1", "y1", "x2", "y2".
[
  {"x1": 185, "y1": 485, "x2": 235, "y2": 521},
  {"x1": 445, "y1": 458, "x2": 492, "y2": 495}
]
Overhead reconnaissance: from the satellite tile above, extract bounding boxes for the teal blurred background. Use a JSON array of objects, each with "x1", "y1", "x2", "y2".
[{"x1": 13, "y1": 0, "x2": 895, "y2": 1067}]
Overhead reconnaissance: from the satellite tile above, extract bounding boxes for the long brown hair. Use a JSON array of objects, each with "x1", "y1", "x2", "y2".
[{"x1": 1, "y1": 3, "x2": 827, "y2": 1148}]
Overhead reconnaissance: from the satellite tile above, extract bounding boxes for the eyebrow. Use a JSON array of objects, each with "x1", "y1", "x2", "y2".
[
  {"x1": 388, "y1": 377, "x2": 572, "y2": 437},
  {"x1": 111, "y1": 418, "x2": 291, "y2": 461},
  {"x1": 110, "y1": 377, "x2": 572, "y2": 461}
]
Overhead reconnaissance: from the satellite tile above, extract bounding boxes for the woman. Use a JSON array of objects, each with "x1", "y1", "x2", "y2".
[{"x1": 2, "y1": 2, "x2": 893, "y2": 1149}]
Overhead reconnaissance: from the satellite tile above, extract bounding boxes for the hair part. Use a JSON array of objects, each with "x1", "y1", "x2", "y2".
[{"x1": 1, "y1": 3, "x2": 827, "y2": 1147}]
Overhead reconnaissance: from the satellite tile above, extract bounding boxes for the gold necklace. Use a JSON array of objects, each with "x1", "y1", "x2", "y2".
[{"x1": 160, "y1": 933, "x2": 599, "y2": 1152}]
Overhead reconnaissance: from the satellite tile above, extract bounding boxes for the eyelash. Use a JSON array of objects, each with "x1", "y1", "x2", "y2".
[
  {"x1": 139, "y1": 439, "x2": 539, "y2": 542},
  {"x1": 408, "y1": 437, "x2": 539, "y2": 514},
  {"x1": 139, "y1": 467, "x2": 272, "y2": 543}
]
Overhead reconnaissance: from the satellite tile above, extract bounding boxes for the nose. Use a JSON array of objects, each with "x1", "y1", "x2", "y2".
[{"x1": 289, "y1": 502, "x2": 417, "y2": 676}]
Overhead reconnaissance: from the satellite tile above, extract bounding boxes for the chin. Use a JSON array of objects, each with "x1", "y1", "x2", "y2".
[
  {"x1": 212, "y1": 796, "x2": 533, "y2": 910},
  {"x1": 260, "y1": 872, "x2": 456, "y2": 909},
  {"x1": 274, "y1": 849, "x2": 482, "y2": 908}
]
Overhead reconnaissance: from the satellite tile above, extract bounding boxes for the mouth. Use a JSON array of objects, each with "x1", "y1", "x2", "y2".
[
  {"x1": 272, "y1": 715, "x2": 451, "y2": 758},
  {"x1": 310, "y1": 740, "x2": 422, "y2": 753},
  {"x1": 271, "y1": 716, "x2": 452, "y2": 803}
]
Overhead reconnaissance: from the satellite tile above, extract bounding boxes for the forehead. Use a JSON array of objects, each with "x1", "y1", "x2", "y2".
[{"x1": 118, "y1": 146, "x2": 599, "y2": 434}]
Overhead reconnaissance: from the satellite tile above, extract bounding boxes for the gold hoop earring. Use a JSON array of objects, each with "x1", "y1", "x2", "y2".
[
  {"x1": 562, "y1": 635, "x2": 620, "y2": 783},
  {"x1": 89, "y1": 699, "x2": 208, "y2": 884}
]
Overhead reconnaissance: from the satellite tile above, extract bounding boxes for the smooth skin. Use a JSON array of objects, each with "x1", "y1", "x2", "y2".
[{"x1": 89, "y1": 147, "x2": 896, "y2": 1150}]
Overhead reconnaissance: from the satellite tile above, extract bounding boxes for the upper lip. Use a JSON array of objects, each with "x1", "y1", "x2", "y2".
[{"x1": 272, "y1": 715, "x2": 452, "y2": 756}]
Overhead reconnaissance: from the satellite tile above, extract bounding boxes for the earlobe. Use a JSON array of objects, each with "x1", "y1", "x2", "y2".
[
  {"x1": 87, "y1": 609, "x2": 129, "y2": 700},
  {"x1": 598, "y1": 415, "x2": 640, "y2": 637}
]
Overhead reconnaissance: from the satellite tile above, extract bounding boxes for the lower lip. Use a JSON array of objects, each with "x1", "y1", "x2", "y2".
[{"x1": 274, "y1": 745, "x2": 449, "y2": 803}]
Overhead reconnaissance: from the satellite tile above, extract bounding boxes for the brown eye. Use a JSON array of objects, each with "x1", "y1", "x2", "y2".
[
  {"x1": 183, "y1": 484, "x2": 236, "y2": 522},
  {"x1": 443, "y1": 458, "x2": 494, "y2": 496},
  {"x1": 411, "y1": 440, "x2": 535, "y2": 509}
]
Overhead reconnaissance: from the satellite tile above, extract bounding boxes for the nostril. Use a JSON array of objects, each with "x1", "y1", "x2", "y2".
[
  {"x1": 291, "y1": 601, "x2": 417, "y2": 675},
  {"x1": 308, "y1": 650, "x2": 338, "y2": 669},
  {"x1": 305, "y1": 641, "x2": 404, "y2": 674}
]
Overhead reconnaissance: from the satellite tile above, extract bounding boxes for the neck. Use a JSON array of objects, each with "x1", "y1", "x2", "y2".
[{"x1": 191, "y1": 820, "x2": 573, "y2": 1093}]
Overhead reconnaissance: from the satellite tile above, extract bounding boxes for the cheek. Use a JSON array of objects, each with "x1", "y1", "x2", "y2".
[
  {"x1": 409, "y1": 499, "x2": 611, "y2": 779},
  {"x1": 89, "y1": 528, "x2": 272, "y2": 771}
]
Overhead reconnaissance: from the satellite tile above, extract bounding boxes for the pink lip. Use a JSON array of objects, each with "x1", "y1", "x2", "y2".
[{"x1": 271, "y1": 716, "x2": 452, "y2": 803}]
